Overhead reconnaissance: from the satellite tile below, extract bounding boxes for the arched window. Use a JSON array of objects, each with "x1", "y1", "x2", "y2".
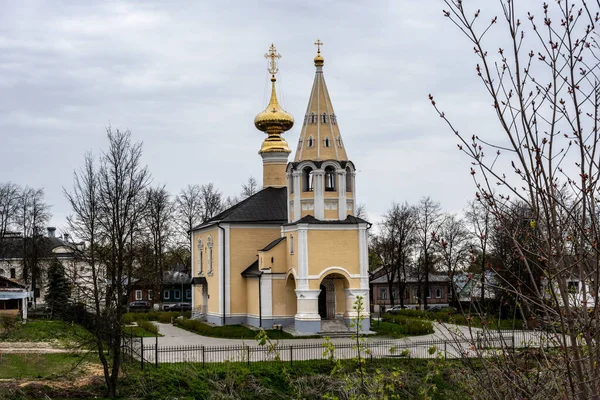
[
  {"x1": 303, "y1": 167, "x2": 314, "y2": 192},
  {"x1": 324, "y1": 137, "x2": 331, "y2": 148},
  {"x1": 337, "y1": 136, "x2": 343, "y2": 148},
  {"x1": 297, "y1": 140, "x2": 303, "y2": 150},
  {"x1": 197, "y1": 239, "x2": 203, "y2": 274},
  {"x1": 207, "y1": 236, "x2": 213, "y2": 274},
  {"x1": 325, "y1": 166, "x2": 336, "y2": 191},
  {"x1": 310, "y1": 113, "x2": 317, "y2": 124},
  {"x1": 307, "y1": 136, "x2": 315, "y2": 148},
  {"x1": 290, "y1": 235, "x2": 294, "y2": 254},
  {"x1": 346, "y1": 167, "x2": 353, "y2": 192},
  {"x1": 321, "y1": 113, "x2": 328, "y2": 123},
  {"x1": 331, "y1": 114, "x2": 337, "y2": 124}
]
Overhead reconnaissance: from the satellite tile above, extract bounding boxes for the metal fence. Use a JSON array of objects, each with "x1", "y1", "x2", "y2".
[{"x1": 121, "y1": 329, "x2": 549, "y2": 370}]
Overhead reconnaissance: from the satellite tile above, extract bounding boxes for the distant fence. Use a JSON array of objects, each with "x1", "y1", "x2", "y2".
[{"x1": 121, "y1": 329, "x2": 550, "y2": 370}]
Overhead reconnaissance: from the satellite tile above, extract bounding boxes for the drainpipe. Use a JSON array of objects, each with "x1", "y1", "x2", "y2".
[
  {"x1": 259, "y1": 273, "x2": 262, "y2": 328},
  {"x1": 218, "y1": 223, "x2": 226, "y2": 326}
]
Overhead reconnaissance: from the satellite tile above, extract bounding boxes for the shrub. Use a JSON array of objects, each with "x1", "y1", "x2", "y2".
[
  {"x1": 379, "y1": 315, "x2": 434, "y2": 335},
  {"x1": 138, "y1": 320, "x2": 159, "y2": 335},
  {"x1": 0, "y1": 314, "x2": 19, "y2": 337}
]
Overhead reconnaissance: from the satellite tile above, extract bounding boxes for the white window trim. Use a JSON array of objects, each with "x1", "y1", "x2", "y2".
[
  {"x1": 186, "y1": 289, "x2": 192, "y2": 299},
  {"x1": 435, "y1": 288, "x2": 442, "y2": 299},
  {"x1": 198, "y1": 239, "x2": 203, "y2": 275},
  {"x1": 207, "y1": 236, "x2": 214, "y2": 274},
  {"x1": 163, "y1": 290, "x2": 170, "y2": 300},
  {"x1": 174, "y1": 289, "x2": 181, "y2": 300},
  {"x1": 290, "y1": 235, "x2": 294, "y2": 254},
  {"x1": 148, "y1": 290, "x2": 153, "y2": 301},
  {"x1": 135, "y1": 290, "x2": 142, "y2": 301}
]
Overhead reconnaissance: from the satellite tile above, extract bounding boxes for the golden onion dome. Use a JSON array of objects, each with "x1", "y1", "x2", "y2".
[
  {"x1": 314, "y1": 38, "x2": 324, "y2": 66},
  {"x1": 254, "y1": 76, "x2": 294, "y2": 134}
]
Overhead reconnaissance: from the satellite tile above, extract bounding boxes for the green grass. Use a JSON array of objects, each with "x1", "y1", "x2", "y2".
[
  {"x1": 174, "y1": 318, "x2": 296, "y2": 339},
  {"x1": 376, "y1": 315, "x2": 435, "y2": 336},
  {"x1": 0, "y1": 352, "x2": 97, "y2": 379},
  {"x1": 386, "y1": 309, "x2": 524, "y2": 330},
  {"x1": 0, "y1": 320, "x2": 94, "y2": 347},
  {"x1": 123, "y1": 311, "x2": 191, "y2": 325},
  {"x1": 123, "y1": 326, "x2": 163, "y2": 338}
]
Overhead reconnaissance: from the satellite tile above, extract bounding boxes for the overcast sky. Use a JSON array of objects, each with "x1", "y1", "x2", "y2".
[{"x1": 1, "y1": 0, "x2": 511, "y2": 232}]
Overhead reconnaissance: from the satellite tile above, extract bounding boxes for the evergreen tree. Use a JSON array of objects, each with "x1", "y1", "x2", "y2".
[{"x1": 45, "y1": 257, "x2": 70, "y2": 319}]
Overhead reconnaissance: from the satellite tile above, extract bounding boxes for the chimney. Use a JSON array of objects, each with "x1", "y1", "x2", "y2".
[
  {"x1": 63, "y1": 233, "x2": 70, "y2": 242},
  {"x1": 47, "y1": 227, "x2": 56, "y2": 238}
]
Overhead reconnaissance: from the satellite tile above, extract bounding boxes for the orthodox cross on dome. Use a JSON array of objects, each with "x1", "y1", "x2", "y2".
[
  {"x1": 265, "y1": 43, "x2": 281, "y2": 77},
  {"x1": 314, "y1": 38, "x2": 323, "y2": 54}
]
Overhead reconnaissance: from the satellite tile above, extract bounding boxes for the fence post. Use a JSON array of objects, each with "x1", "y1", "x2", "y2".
[
  {"x1": 155, "y1": 335, "x2": 158, "y2": 367},
  {"x1": 141, "y1": 337, "x2": 144, "y2": 370},
  {"x1": 247, "y1": 345, "x2": 251, "y2": 366},
  {"x1": 202, "y1": 346, "x2": 205, "y2": 368},
  {"x1": 290, "y1": 345, "x2": 293, "y2": 367},
  {"x1": 444, "y1": 341, "x2": 447, "y2": 360},
  {"x1": 512, "y1": 335, "x2": 515, "y2": 352}
]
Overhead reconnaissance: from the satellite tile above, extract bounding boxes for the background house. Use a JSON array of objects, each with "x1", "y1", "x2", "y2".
[
  {"x1": 370, "y1": 273, "x2": 451, "y2": 311},
  {"x1": 128, "y1": 271, "x2": 192, "y2": 309}
]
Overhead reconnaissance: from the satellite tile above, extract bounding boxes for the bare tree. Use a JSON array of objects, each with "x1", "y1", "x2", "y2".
[
  {"x1": 433, "y1": 213, "x2": 471, "y2": 304},
  {"x1": 432, "y1": 1, "x2": 600, "y2": 398},
  {"x1": 143, "y1": 185, "x2": 174, "y2": 299},
  {"x1": 414, "y1": 196, "x2": 442, "y2": 309},
  {"x1": 355, "y1": 202, "x2": 368, "y2": 220},
  {"x1": 174, "y1": 184, "x2": 203, "y2": 274},
  {"x1": 200, "y1": 183, "x2": 223, "y2": 222},
  {"x1": 0, "y1": 182, "x2": 20, "y2": 237},
  {"x1": 240, "y1": 176, "x2": 259, "y2": 199},
  {"x1": 18, "y1": 187, "x2": 51, "y2": 306},
  {"x1": 65, "y1": 129, "x2": 150, "y2": 398},
  {"x1": 373, "y1": 202, "x2": 415, "y2": 307},
  {"x1": 464, "y1": 199, "x2": 491, "y2": 303}
]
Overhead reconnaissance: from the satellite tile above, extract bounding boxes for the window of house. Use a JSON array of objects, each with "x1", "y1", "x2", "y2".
[
  {"x1": 345, "y1": 167, "x2": 353, "y2": 192},
  {"x1": 186, "y1": 289, "x2": 191, "y2": 299},
  {"x1": 148, "y1": 290, "x2": 153, "y2": 301},
  {"x1": 379, "y1": 288, "x2": 388, "y2": 300},
  {"x1": 310, "y1": 113, "x2": 317, "y2": 124},
  {"x1": 392, "y1": 288, "x2": 398, "y2": 301},
  {"x1": 10, "y1": 268, "x2": 16, "y2": 279},
  {"x1": 435, "y1": 288, "x2": 442, "y2": 298},
  {"x1": 207, "y1": 236, "x2": 213, "y2": 274},
  {"x1": 303, "y1": 167, "x2": 314, "y2": 192},
  {"x1": 324, "y1": 137, "x2": 331, "y2": 148},
  {"x1": 321, "y1": 113, "x2": 328, "y2": 123},
  {"x1": 290, "y1": 235, "x2": 294, "y2": 254},
  {"x1": 325, "y1": 166, "x2": 336, "y2": 191},
  {"x1": 198, "y1": 239, "x2": 203, "y2": 274},
  {"x1": 307, "y1": 136, "x2": 315, "y2": 148},
  {"x1": 135, "y1": 290, "x2": 142, "y2": 300},
  {"x1": 426, "y1": 288, "x2": 432, "y2": 299},
  {"x1": 174, "y1": 289, "x2": 181, "y2": 300},
  {"x1": 405, "y1": 288, "x2": 410, "y2": 299},
  {"x1": 163, "y1": 290, "x2": 170, "y2": 300}
]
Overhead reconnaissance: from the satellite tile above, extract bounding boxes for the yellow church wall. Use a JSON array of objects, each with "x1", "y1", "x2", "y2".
[
  {"x1": 335, "y1": 279, "x2": 346, "y2": 314},
  {"x1": 263, "y1": 162, "x2": 287, "y2": 188},
  {"x1": 306, "y1": 229, "x2": 360, "y2": 284},
  {"x1": 324, "y1": 191, "x2": 338, "y2": 198},
  {"x1": 285, "y1": 232, "x2": 298, "y2": 273},
  {"x1": 324, "y1": 210, "x2": 338, "y2": 220},
  {"x1": 246, "y1": 278, "x2": 260, "y2": 317},
  {"x1": 346, "y1": 192, "x2": 354, "y2": 199},
  {"x1": 193, "y1": 285, "x2": 203, "y2": 308},
  {"x1": 192, "y1": 227, "x2": 220, "y2": 313},
  {"x1": 300, "y1": 191, "x2": 315, "y2": 199},
  {"x1": 259, "y1": 240, "x2": 287, "y2": 274},
  {"x1": 272, "y1": 279, "x2": 289, "y2": 316},
  {"x1": 301, "y1": 209, "x2": 314, "y2": 218},
  {"x1": 285, "y1": 277, "x2": 297, "y2": 316},
  {"x1": 229, "y1": 226, "x2": 281, "y2": 315}
]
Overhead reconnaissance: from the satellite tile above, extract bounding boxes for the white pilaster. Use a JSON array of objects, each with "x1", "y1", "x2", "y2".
[
  {"x1": 297, "y1": 224, "x2": 309, "y2": 290},
  {"x1": 343, "y1": 288, "x2": 370, "y2": 319},
  {"x1": 314, "y1": 170, "x2": 325, "y2": 219},
  {"x1": 338, "y1": 169, "x2": 347, "y2": 219},
  {"x1": 224, "y1": 225, "x2": 231, "y2": 316},
  {"x1": 294, "y1": 289, "x2": 321, "y2": 321},
  {"x1": 358, "y1": 224, "x2": 369, "y2": 290},
  {"x1": 293, "y1": 171, "x2": 302, "y2": 222},
  {"x1": 261, "y1": 271, "x2": 273, "y2": 319}
]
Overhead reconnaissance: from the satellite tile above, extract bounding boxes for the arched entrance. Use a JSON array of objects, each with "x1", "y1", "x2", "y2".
[{"x1": 318, "y1": 278, "x2": 335, "y2": 319}]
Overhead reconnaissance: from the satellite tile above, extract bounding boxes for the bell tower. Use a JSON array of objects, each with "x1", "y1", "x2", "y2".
[
  {"x1": 255, "y1": 44, "x2": 294, "y2": 189},
  {"x1": 287, "y1": 40, "x2": 356, "y2": 222}
]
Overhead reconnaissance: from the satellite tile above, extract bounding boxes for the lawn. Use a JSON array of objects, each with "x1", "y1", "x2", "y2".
[
  {"x1": 0, "y1": 352, "x2": 98, "y2": 379},
  {"x1": 174, "y1": 318, "x2": 297, "y2": 339},
  {"x1": 0, "y1": 320, "x2": 94, "y2": 347},
  {"x1": 385, "y1": 309, "x2": 524, "y2": 330}
]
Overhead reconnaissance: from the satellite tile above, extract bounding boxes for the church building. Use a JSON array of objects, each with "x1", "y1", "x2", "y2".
[{"x1": 190, "y1": 42, "x2": 370, "y2": 333}]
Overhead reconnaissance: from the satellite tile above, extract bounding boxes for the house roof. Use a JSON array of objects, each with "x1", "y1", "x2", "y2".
[
  {"x1": 284, "y1": 214, "x2": 369, "y2": 226},
  {"x1": 193, "y1": 187, "x2": 287, "y2": 230},
  {"x1": 371, "y1": 273, "x2": 450, "y2": 285},
  {"x1": 163, "y1": 271, "x2": 191, "y2": 285},
  {"x1": 0, "y1": 276, "x2": 26, "y2": 289},
  {"x1": 241, "y1": 260, "x2": 262, "y2": 277},
  {"x1": 259, "y1": 237, "x2": 286, "y2": 252},
  {"x1": 0, "y1": 235, "x2": 75, "y2": 259}
]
